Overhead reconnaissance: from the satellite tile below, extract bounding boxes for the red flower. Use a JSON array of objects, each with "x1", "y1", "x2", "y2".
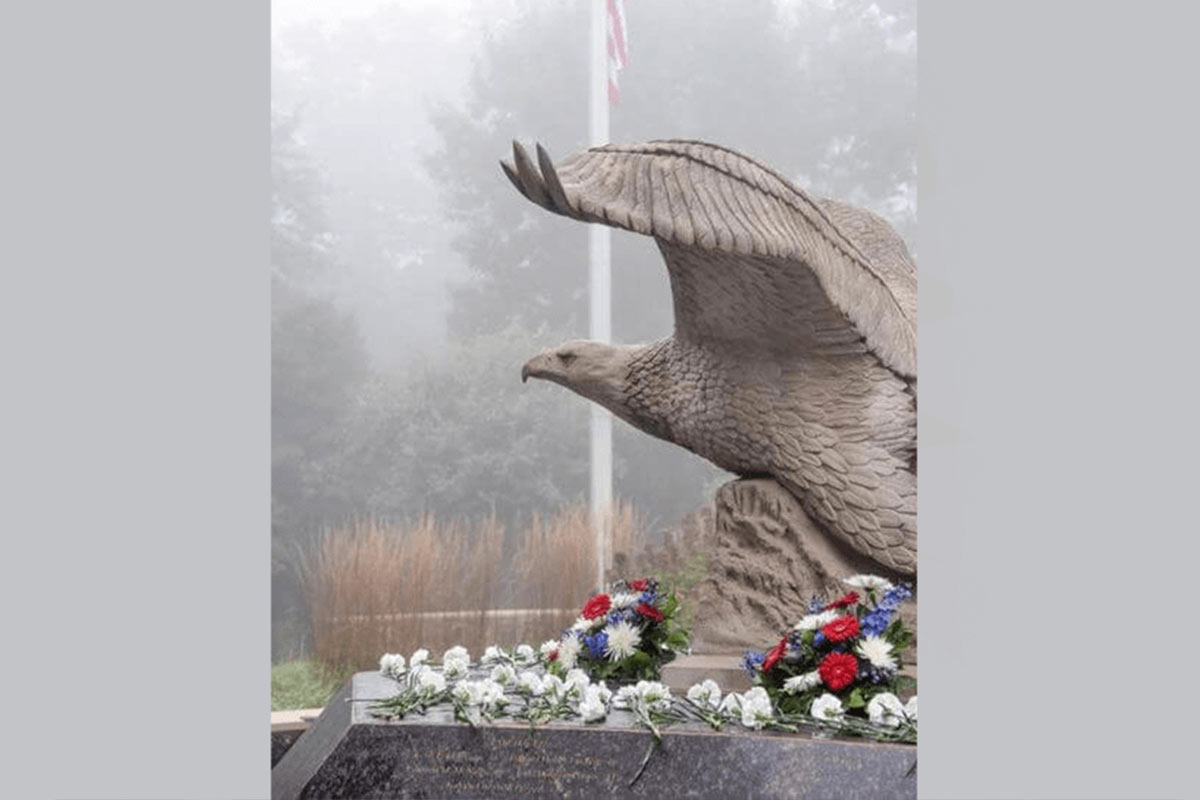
[
  {"x1": 823, "y1": 591, "x2": 859, "y2": 611},
  {"x1": 821, "y1": 615, "x2": 860, "y2": 643},
  {"x1": 636, "y1": 603, "x2": 664, "y2": 622},
  {"x1": 629, "y1": 578, "x2": 649, "y2": 591},
  {"x1": 581, "y1": 593, "x2": 611, "y2": 620},
  {"x1": 548, "y1": 650, "x2": 558, "y2": 662},
  {"x1": 762, "y1": 635, "x2": 789, "y2": 672},
  {"x1": 818, "y1": 652, "x2": 859, "y2": 691}
]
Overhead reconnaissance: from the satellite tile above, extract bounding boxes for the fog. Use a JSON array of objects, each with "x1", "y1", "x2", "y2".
[{"x1": 271, "y1": 0, "x2": 916, "y2": 659}]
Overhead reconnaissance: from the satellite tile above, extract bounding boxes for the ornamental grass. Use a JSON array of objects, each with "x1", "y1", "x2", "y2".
[{"x1": 299, "y1": 501, "x2": 706, "y2": 671}]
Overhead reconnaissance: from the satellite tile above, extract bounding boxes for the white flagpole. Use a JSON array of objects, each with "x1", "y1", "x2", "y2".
[{"x1": 588, "y1": 0, "x2": 612, "y2": 592}]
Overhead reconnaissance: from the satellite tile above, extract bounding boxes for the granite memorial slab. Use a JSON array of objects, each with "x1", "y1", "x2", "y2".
[{"x1": 273, "y1": 672, "x2": 915, "y2": 799}]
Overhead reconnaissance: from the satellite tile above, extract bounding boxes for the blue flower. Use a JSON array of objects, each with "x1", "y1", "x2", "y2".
[
  {"x1": 639, "y1": 590, "x2": 657, "y2": 605},
  {"x1": 861, "y1": 607, "x2": 892, "y2": 637},
  {"x1": 583, "y1": 631, "x2": 609, "y2": 659},
  {"x1": 813, "y1": 632, "x2": 827, "y2": 647},
  {"x1": 808, "y1": 595, "x2": 827, "y2": 613},
  {"x1": 879, "y1": 583, "x2": 913, "y2": 612},
  {"x1": 740, "y1": 650, "x2": 765, "y2": 677}
]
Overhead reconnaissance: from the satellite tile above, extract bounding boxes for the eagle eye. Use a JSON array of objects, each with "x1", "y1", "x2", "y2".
[{"x1": 558, "y1": 352, "x2": 578, "y2": 367}]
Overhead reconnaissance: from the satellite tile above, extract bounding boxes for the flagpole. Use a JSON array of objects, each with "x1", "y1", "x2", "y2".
[{"x1": 588, "y1": 0, "x2": 612, "y2": 592}]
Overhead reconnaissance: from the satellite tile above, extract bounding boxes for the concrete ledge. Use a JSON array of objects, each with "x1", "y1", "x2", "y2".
[{"x1": 273, "y1": 672, "x2": 916, "y2": 799}]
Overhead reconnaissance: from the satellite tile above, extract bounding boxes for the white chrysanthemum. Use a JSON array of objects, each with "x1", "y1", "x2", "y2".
[
  {"x1": 740, "y1": 686, "x2": 774, "y2": 729},
  {"x1": 610, "y1": 591, "x2": 640, "y2": 609},
  {"x1": 481, "y1": 645, "x2": 503, "y2": 664},
  {"x1": 867, "y1": 692, "x2": 905, "y2": 728},
  {"x1": 379, "y1": 653, "x2": 405, "y2": 679},
  {"x1": 718, "y1": 692, "x2": 743, "y2": 717},
  {"x1": 557, "y1": 635, "x2": 581, "y2": 670},
  {"x1": 490, "y1": 664, "x2": 517, "y2": 686},
  {"x1": 810, "y1": 693, "x2": 845, "y2": 721},
  {"x1": 687, "y1": 679, "x2": 722, "y2": 710},
  {"x1": 570, "y1": 616, "x2": 591, "y2": 632},
  {"x1": 409, "y1": 648, "x2": 429, "y2": 668},
  {"x1": 904, "y1": 695, "x2": 917, "y2": 722},
  {"x1": 564, "y1": 668, "x2": 591, "y2": 695},
  {"x1": 604, "y1": 620, "x2": 642, "y2": 662},
  {"x1": 516, "y1": 670, "x2": 544, "y2": 696},
  {"x1": 578, "y1": 685, "x2": 609, "y2": 722},
  {"x1": 514, "y1": 644, "x2": 536, "y2": 664},
  {"x1": 783, "y1": 671, "x2": 823, "y2": 694},
  {"x1": 793, "y1": 609, "x2": 839, "y2": 631},
  {"x1": 416, "y1": 667, "x2": 445, "y2": 696},
  {"x1": 539, "y1": 639, "x2": 559, "y2": 660},
  {"x1": 843, "y1": 574, "x2": 894, "y2": 592},
  {"x1": 855, "y1": 636, "x2": 898, "y2": 670}
]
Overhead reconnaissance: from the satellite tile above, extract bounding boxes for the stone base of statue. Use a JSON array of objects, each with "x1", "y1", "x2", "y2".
[
  {"x1": 272, "y1": 672, "x2": 916, "y2": 800},
  {"x1": 689, "y1": 479, "x2": 916, "y2": 660}
]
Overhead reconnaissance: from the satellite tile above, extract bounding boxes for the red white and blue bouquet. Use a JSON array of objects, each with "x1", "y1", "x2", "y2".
[
  {"x1": 542, "y1": 577, "x2": 690, "y2": 684},
  {"x1": 742, "y1": 574, "x2": 916, "y2": 736}
]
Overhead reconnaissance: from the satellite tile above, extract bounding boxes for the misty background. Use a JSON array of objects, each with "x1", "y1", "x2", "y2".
[{"x1": 271, "y1": 0, "x2": 916, "y2": 662}]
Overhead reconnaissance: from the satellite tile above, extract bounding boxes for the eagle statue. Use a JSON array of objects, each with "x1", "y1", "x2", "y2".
[{"x1": 502, "y1": 140, "x2": 916, "y2": 576}]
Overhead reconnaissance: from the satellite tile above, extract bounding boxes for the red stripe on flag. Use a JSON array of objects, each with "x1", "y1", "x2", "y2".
[
  {"x1": 608, "y1": 80, "x2": 620, "y2": 106},
  {"x1": 608, "y1": 0, "x2": 627, "y2": 67}
]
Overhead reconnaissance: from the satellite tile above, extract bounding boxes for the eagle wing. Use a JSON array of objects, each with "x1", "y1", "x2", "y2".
[{"x1": 501, "y1": 140, "x2": 916, "y2": 380}]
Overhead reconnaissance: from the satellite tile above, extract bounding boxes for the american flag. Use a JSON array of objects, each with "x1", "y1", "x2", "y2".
[{"x1": 606, "y1": 0, "x2": 628, "y2": 106}]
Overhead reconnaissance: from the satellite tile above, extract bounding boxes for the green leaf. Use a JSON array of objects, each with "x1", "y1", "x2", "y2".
[{"x1": 846, "y1": 688, "x2": 866, "y2": 709}]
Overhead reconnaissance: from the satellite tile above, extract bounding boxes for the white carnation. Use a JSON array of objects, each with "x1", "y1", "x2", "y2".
[
  {"x1": 855, "y1": 636, "x2": 898, "y2": 671},
  {"x1": 904, "y1": 695, "x2": 917, "y2": 722},
  {"x1": 740, "y1": 686, "x2": 773, "y2": 729},
  {"x1": 478, "y1": 679, "x2": 506, "y2": 708},
  {"x1": 686, "y1": 679, "x2": 722, "y2": 710},
  {"x1": 604, "y1": 620, "x2": 642, "y2": 661},
  {"x1": 794, "y1": 609, "x2": 839, "y2": 631},
  {"x1": 442, "y1": 646, "x2": 470, "y2": 679},
  {"x1": 489, "y1": 664, "x2": 517, "y2": 686},
  {"x1": 539, "y1": 639, "x2": 559, "y2": 660},
  {"x1": 379, "y1": 653, "x2": 405, "y2": 679},
  {"x1": 443, "y1": 645, "x2": 469, "y2": 663},
  {"x1": 810, "y1": 693, "x2": 844, "y2": 721},
  {"x1": 570, "y1": 616, "x2": 591, "y2": 632},
  {"x1": 416, "y1": 668, "x2": 446, "y2": 695},
  {"x1": 636, "y1": 680, "x2": 672, "y2": 711},
  {"x1": 409, "y1": 648, "x2": 429, "y2": 668},
  {"x1": 541, "y1": 673, "x2": 567, "y2": 700},
  {"x1": 514, "y1": 644, "x2": 537, "y2": 665},
  {"x1": 516, "y1": 670, "x2": 544, "y2": 696},
  {"x1": 577, "y1": 685, "x2": 609, "y2": 722},
  {"x1": 451, "y1": 680, "x2": 480, "y2": 706},
  {"x1": 592, "y1": 680, "x2": 613, "y2": 705},
  {"x1": 564, "y1": 668, "x2": 591, "y2": 695},
  {"x1": 481, "y1": 645, "x2": 504, "y2": 664},
  {"x1": 783, "y1": 671, "x2": 822, "y2": 694},
  {"x1": 613, "y1": 685, "x2": 640, "y2": 710},
  {"x1": 843, "y1": 574, "x2": 894, "y2": 592},
  {"x1": 718, "y1": 692, "x2": 743, "y2": 717},
  {"x1": 867, "y1": 692, "x2": 905, "y2": 728}
]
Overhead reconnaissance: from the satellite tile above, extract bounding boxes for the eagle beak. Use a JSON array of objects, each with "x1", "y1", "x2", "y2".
[{"x1": 521, "y1": 363, "x2": 531, "y2": 383}]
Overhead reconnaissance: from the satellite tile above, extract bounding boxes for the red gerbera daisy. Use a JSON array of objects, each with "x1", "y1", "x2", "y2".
[
  {"x1": 818, "y1": 652, "x2": 858, "y2": 691},
  {"x1": 762, "y1": 635, "x2": 789, "y2": 672},
  {"x1": 581, "y1": 593, "x2": 611, "y2": 620},
  {"x1": 823, "y1": 591, "x2": 860, "y2": 611},
  {"x1": 821, "y1": 615, "x2": 860, "y2": 643},
  {"x1": 635, "y1": 603, "x2": 664, "y2": 622},
  {"x1": 629, "y1": 578, "x2": 649, "y2": 591}
]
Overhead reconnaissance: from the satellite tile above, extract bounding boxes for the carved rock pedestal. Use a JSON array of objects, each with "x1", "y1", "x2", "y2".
[{"x1": 690, "y1": 479, "x2": 916, "y2": 660}]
